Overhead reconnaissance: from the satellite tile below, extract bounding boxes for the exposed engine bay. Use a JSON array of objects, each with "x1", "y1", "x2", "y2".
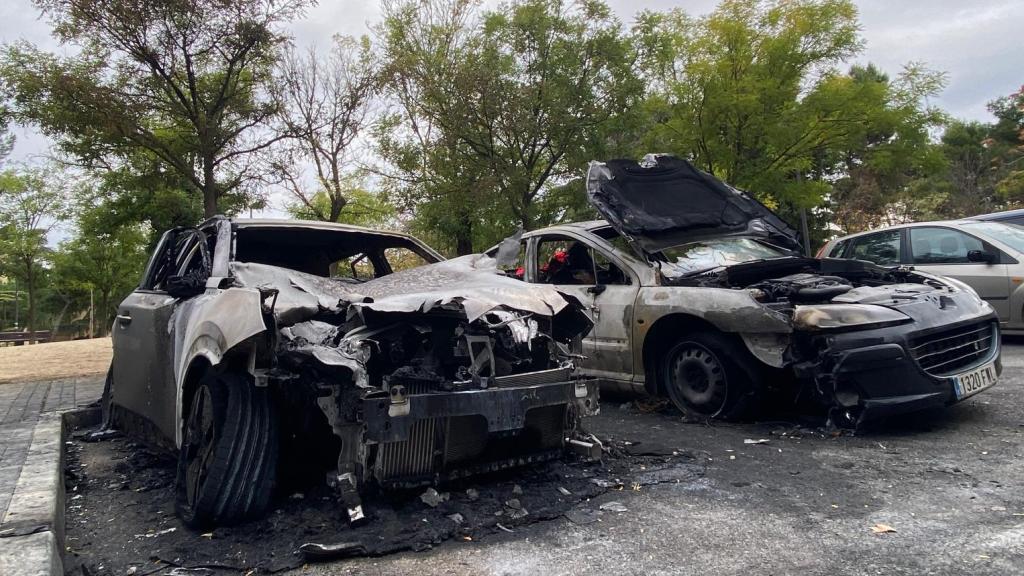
[
  {"x1": 670, "y1": 256, "x2": 949, "y2": 307},
  {"x1": 231, "y1": 254, "x2": 599, "y2": 522}
]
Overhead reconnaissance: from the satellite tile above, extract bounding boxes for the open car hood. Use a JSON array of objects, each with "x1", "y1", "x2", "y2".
[{"x1": 586, "y1": 154, "x2": 804, "y2": 255}]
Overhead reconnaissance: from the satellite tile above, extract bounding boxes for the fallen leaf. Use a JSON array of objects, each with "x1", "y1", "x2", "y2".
[
  {"x1": 200, "y1": 532, "x2": 213, "y2": 539},
  {"x1": 743, "y1": 438, "x2": 770, "y2": 445},
  {"x1": 870, "y1": 523, "x2": 896, "y2": 534}
]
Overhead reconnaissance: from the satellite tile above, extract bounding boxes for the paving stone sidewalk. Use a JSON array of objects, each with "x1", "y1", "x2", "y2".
[{"x1": 0, "y1": 377, "x2": 105, "y2": 530}]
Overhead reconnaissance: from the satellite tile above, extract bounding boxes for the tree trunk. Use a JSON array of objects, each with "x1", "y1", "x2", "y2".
[
  {"x1": 25, "y1": 263, "x2": 36, "y2": 336},
  {"x1": 454, "y1": 213, "x2": 474, "y2": 256},
  {"x1": 329, "y1": 194, "x2": 348, "y2": 223},
  {"x1": 203, "y1": 156, "x2": 218, "y2": 218}
]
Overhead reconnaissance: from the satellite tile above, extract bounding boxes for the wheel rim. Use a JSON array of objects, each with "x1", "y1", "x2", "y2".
[
  {"x1": 182, "y1": 385, "x2": 216, "y2": 508},
  {"x1": 669, "y1": 342, "x2": 728, "y2": 416}
]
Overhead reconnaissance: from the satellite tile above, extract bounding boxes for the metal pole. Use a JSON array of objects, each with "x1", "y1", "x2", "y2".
[
  {"x1": 13, "y1": 279, "x2": 18, "y2": 330},
  {"x1": 797, "y1": 171, "x2": 812, "y2": 257},
  {"x1": 89, "y1": 287, "x2": 94, "y2": 339}
]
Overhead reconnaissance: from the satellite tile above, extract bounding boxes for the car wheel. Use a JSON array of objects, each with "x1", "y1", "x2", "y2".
[
  {"x1": 661, "y1": 332, "x2": 761, "y2": 420},
  {"x1": 175, "y1": 370, "x2": 278, "y2": 528}
]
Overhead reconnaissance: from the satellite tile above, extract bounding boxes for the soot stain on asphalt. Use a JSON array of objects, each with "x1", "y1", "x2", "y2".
[{"x1": 63, "y1": 434, "x2": 703, "y2": 575}]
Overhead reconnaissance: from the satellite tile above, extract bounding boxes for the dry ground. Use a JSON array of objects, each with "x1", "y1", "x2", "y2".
[{"x1": 0, "y1": 337, "x2": 111, "y2": 384}]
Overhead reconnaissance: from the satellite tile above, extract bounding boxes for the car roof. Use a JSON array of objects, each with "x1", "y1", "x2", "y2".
[
  {"x1": 830, "y1": 219, "x2": 983, "y2": 243},
  {"x1": 526, "y1": 220, "x2": 611, "y2": 235},
  {"x1": 222, "y1": 217, "x2": 411, "y2": 238},
  {"x1": 200, "y1": 216, "x2": 445, "y2": 260},
  {"x1": 968, "y1": 208, "x2": 1024, "y2": 221}
]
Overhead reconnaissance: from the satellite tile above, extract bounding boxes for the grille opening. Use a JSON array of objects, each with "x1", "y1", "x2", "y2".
[
  {"x1": 909, "y1": 322, "x2": 996, "y2": 376},
  {"x1": 374, "y1": 405, "x2": 568, "y2": 486}
]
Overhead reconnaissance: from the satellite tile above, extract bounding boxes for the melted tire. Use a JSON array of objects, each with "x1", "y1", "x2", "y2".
[
  {"x1": 661, "y1": 331, "x2": 762, "y2": 421},
  {"x1": 175, "y1": 370, "x2": 278, "y2": 528}
]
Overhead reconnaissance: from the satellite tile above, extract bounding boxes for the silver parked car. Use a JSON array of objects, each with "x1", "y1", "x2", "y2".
[
  {"x1": 491, "y1": 154, "x2": 1001, "y2": 427},
  {"x1": 819, "y1": 220, "x2": 1024, "y2": 333}
]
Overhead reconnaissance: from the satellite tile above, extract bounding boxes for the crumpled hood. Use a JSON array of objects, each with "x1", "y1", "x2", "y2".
[
  {"x1": 586, "y1": 154, "x2": 803, "y2": 255},
  {"x1": 230, "y1": 254, "x2": 592, "y2": 334}
]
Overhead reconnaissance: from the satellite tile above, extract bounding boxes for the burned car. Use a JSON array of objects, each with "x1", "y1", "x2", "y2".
[
  {"x1": 106, "y1": 218, "x2": 598, "y2": 527},
  {"x1": 493, "y1": 154, "x2": 1000, "y2": 427}
]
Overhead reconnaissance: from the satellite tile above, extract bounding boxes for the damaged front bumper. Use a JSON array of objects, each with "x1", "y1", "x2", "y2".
[
  {"x1": 359, "y1": 373, "x2": 600, "y2": 488},
  {"x1": 794, "y1": 317, "x2": 1001, "y2": 426}
]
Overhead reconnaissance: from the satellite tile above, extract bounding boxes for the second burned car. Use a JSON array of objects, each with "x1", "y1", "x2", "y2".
[{"x1": 494, "y1": 154, "x2": 1001, "y2": 427}]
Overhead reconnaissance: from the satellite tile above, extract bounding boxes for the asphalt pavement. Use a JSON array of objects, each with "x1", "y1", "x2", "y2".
[{"x1": 299, "y1": 339, "x2": 1024, "y2": 576}]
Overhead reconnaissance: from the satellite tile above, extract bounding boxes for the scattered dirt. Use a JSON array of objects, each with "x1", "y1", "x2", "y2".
[
  {"x1": 62, "y1": 432, "x2": 703, "y2": 575},
  {"x1": 0, "y1": 337, "x2": 111, "y2": 384}
]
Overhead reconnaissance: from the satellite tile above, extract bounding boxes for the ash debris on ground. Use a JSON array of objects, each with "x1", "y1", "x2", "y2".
[{"x1": 63, "y1": 432, "x2": 704, "y2": 575}]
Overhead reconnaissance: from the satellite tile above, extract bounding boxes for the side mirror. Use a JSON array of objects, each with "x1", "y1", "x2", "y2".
[
  {"x1": 967, "y1": 250, "x2": 998, "y2": 264},
  {"x1": 587, "y1": 284, "x2": 607, "y2": 295}
]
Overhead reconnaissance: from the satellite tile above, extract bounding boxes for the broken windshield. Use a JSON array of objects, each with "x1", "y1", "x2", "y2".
[{"x1": 659, "y1": 238, "x2": 788, "y2": 276}]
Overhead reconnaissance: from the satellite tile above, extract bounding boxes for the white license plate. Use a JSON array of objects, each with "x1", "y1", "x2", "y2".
[{"x1": 953, "y1": 362, "x2": 997, "y2": 400}]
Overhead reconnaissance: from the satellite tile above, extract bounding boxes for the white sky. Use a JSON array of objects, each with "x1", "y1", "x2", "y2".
[{"x1": 1, "y1": 0, "x2": 1020, "y2": 214}]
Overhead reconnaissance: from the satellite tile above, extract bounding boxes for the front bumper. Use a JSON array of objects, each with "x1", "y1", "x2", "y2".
[
  {"x1": 357, "y1": 373, "x2": 600, "y2": 487},
  {"x1": 793, "y1": 316, "x2": 1001, "y2": 425}
]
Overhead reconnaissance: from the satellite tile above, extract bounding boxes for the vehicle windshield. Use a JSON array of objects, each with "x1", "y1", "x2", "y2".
[
  {"x1": 961, "y1": 221, "x2": 1024, "y2": 254},
  {"x1": 659, "y1": 238, "x2": 789, "y2": 275}
]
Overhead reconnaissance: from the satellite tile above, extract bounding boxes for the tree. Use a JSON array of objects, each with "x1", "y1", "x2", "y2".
[
  {"x1": 284, "y1": 176, "x2": 399, "y2": 229},
  {"x1": 1, "y1": 0, "x2": 311, "y2": 218},
  {"x1": 818, "y1": 63, "x2": 946, "y2": 234},
  {"x1": 636, "y1": 0, "x2": 863, "y2": 209},
  {"x1": 0, "y1": 167, "x2": 70, "y2": 333},
  {"x1": 49, "y1": 202, "x2": 148, "y2": 336},
  {"x1": 273, "y1": 36, "x2": 381, "y2": 222},
  {"x1": 377, "y1": 0, "x2": 641, "y2": 253},
  {"x1": 376, "y1": 0, "x2": 498, "y2": 255},
  {"x1": 987, "y1": 85, "x2": 1024, "y2": 203}
]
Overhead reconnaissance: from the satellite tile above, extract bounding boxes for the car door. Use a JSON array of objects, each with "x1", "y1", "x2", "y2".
[
  {"x1": 529, "y1": 233, "x2": 638, "y2": 382},
  {"x1": 907, "y1": 226, "x2": 1010, "y2": 319},
  {"x1": 112, "y1": 227, "x2": 212, "y2": 442}
]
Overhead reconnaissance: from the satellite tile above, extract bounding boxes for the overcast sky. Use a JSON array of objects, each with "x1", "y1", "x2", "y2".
[{"x1": 1, "y1": 0, "x2": 1020, "y2": 163}]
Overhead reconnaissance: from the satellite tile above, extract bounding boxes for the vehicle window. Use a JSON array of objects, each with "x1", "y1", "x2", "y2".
[
  {"x1": 384, "y1": 247, "x2": 430, "y2": 273},
  {"x1": 499, "y1": 242, "x2": 527, "y2": 279},
  {"x1": 828, "y1": 239, "x2": 849, "y2": 258},
  {"x1": 910, "y1": 227, "x2": 983, "y2": 264},
  {"x1": 332, "y1": 254, "x2": 376, "y2": 282},
  {"x1": 848, "y1": 230, "x2": 901, "y2": 265},
  {"x1": 536, "y1": 237, "x2": 596, "y2": 285},
  {"x1": 593, "y1": 249, "x2": 630, "y2": 285},
  {"x1": 962, "y1": 221, "x2": 1024, "y2": 254},
  {"x1": 147, "y1": 228, "x2": 209, "y2": 292},
  {"x1": 659, "y1": 238, "x2": 786, "y2": 275}
]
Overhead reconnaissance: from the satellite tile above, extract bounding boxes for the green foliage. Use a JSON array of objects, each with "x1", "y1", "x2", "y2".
[
  {"x1": 48, "y1": 196, "x2": 149, "y2": 336},
  {"x1": 285, "y1": 179, "x2": 399, "y2": 229},
  {"x1": 377, "y1": 0, "x2": 641, "y2": 254},
  {"x1": 0, "y1": 166, "x2": 70, "y2": 332},
  {"x1": 0, "y1": 0, "x2": 312, "y2": 219}
]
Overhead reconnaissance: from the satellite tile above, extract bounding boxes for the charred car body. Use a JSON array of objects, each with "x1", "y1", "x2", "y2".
[
  {"x1": 107, "y1": 218, "x2": 598, "y2": 527},
  {"x1": 497, "y1": 154, "x2": 1000, "y2": 427}
]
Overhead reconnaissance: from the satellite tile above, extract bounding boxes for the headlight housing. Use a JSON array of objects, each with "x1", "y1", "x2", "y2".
[{"x1": 793, "y1": 304, "x2": 911, "y2": 330}]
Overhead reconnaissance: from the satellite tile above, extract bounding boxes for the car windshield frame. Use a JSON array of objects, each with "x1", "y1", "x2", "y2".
[
  {"x1": 657, "y1": 237, "x2": 791, "y2": 276},
  {"x1": 961, "y1": 221, "x2": 1024, "y2": 254}
]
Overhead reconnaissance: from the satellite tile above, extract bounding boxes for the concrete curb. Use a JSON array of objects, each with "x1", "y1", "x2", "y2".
[{"x1": 0, "y1": 407, "x2": 102, "y2": 576}]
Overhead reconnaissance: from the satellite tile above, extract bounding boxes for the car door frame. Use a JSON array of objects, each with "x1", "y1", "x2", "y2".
[
  {"x1": 524, "y1": 229, "x2": 641, "y2": 383},
  {"x1": 112, "y1": 223, "x2": 219, "y2": 444}
]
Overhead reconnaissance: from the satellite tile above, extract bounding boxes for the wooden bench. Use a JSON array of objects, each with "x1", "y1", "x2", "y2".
[{"x1": 0, "y1": 330, "x2": 52, "y2": 346}]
